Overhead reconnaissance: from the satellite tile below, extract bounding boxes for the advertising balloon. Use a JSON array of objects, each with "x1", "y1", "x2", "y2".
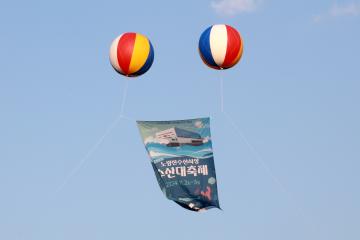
[
  {"x1": 110, "y1": 32, "x2": 154, "y2": 77},
  {"x1": 198, "y1": 24, "x2": 243, "y2": 70}
]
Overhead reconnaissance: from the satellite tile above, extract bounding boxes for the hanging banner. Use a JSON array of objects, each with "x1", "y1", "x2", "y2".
[{"x1": 137, "y1": 117, "x2": 220, "y2": 211}]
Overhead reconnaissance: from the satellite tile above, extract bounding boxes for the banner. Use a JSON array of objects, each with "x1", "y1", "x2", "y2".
[{"x1": 137, "y1": 117, "x2": 220, "y2": 211}]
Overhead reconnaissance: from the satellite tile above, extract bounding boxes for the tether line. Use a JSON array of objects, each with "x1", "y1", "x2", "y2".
[
  {"x1": 219, "y1": 76, "x2": 317, "y2": 234},
  {"x1": 54, "y1": 80, "x2": 130, "y2": 194}
]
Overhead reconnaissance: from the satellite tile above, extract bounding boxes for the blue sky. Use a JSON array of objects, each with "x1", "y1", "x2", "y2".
[{"x1": 1, "y1": 0, "x2": 359, "y2": 239}]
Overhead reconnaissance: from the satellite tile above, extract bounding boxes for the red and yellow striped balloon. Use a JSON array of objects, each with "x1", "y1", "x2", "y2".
[{"x1": 110, "y1": 33, "x2": 154, "y2": 77}]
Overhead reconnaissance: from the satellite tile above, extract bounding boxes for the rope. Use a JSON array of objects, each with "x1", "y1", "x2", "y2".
[
  {"x1": 219, "y1": 74, "x2": 317, "y2": 233},
  {"x1": 54, "y1": 80, "x2": 130, "y2": 194}
]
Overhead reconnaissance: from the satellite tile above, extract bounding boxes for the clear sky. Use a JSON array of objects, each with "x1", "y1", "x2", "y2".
[{"x1": 1, "y1": 0, "x2": 360, "y2": 239}]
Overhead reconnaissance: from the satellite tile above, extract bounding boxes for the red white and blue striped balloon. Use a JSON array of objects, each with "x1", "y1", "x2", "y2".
[
  {"x1": 109, "y1": 32, "x2": 154, "y2": 77},
  {"x1": 198, "y1": 24, "x2": 243, "y2": 70}
]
